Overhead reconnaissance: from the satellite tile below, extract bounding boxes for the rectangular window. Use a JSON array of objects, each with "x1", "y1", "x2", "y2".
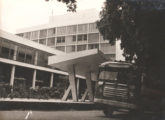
[
  {"x1": 57, "y1": 37, "x2": 61, "y2": 43},
  {"x1": 39, "y1": 29, "x2": 47, "y2": 38},
  {"x1": 65, "y1": 35, "x2": 76, "y2": 45},
  {"x1": 48, "y1": 28, "x2": 56, "y2": 37},
  {"x1": 24, "y1": 32, "x2": 31, "y2": 40},
  {"x1": 57, "y1": 27, "x2": 66, "y2": 35},
  {"x1": 37, "y1": 52, "x2": 49, "y2": 67},
  {"x1": 57, "y1": 36, "x2": 65, "y2": 43},
  {"x1": 66, "y1": 25, "x2": 77, "y2": 34},
  {"x1": 88, "y1": 44, "x2": 99, "y2": 49},
  {"x1": 39, "y1": 39, "x2": 46, "y2": 45},
  {"x1": 61, "y1": 37, "x2": 65, "y2": 43},
  {"x1": 17, "y1": 47, "x2": 26, "y2": 62},
  {"x1": 0, "y1": 40, "x2": 15, "y2": 59},
  {"x1": 1, "y1": 47, "x2": 10, "y2": 58},
  {"x1": 47, "y1": 37, "x2": 55, "y2": 46},
  {"x1": 78, "y1": 35, "x2": 83, "y2": 41},
  {"x1": 83, "y1": 34, "x2": 87, "y2": 41},
  {"x1": 99, "y1": 71, "x2": 118, "y2": 81},
  {"x1": 77, "y1": 34, "x2": 87, "y2": 41},
  {"x1": 66, "y1": 45, "x2": 75, "y2": 53},
  {"x1": 88, "y1": 33, "x2": 99, "y2": 43},
  {"x1": 31, "y1": 31, "x2": 39, "y2": 40},
  {"x1": 89, "y1": 23, "x2": 98, "y2": 33},
  {"x1": 77, "y1": 45, "x2": 86, "y2": 51},
  {"x1": 25, "y1": 54, "x2": 33, "y2": 64},
  {"x1": 78, "y1": 24, "x2": 88, "y2": 33},
  {"x1": 72, "y1": 35, "x2": 76, "y2": 42}
]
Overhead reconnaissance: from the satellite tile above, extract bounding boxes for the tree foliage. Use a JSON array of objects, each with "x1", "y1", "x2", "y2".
[
  {"x1": 45, "y1": 0, "x2": 77, "y2": 12},
  {"x1": 97, "y1": 0, "x2": 165, "y2": 89}
]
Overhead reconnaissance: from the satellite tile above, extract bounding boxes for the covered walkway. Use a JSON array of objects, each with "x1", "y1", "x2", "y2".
[{"x1": 48, "y1": 49, "x2": 108, "y2": 102}]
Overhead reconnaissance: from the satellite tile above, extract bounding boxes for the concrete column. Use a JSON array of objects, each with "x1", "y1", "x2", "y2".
[
  {"x1": 80, "y1": 89, "x2": 88, "y2": 102},
  {"x1": 62, "y1": 85, "x2": 71, "y2": 101},
  {"x1": 87, "y1": 23, "x2": 89, "y2": 50},
  {"x1": 34, "y1": 51, "x2": 38, "y2": 65},
  {"x1": 77, "y1": 78, "x2": 80, "y2": 98},
  {"x1": 68, "y1": 64, "x2": 77, "y2": 102},
  {"x1": 98, "y1": 33, "x2": 101, "y2": 50},
  {"x1": 75, "y1": 24, "x2": 78, "y2": 52},
  {"x1": 10, "y1": 65, "x2": 16, "y2": 87},
  {"x1": 86, "y1": 72, "x2": 94, "y2": 102},
  {"x1": 13, "y1": 46, "x2": 18, "y2": 60},
  {"x1": 32, "y1": 69, "x2": 37, "y2": 89},
  {"x1": 50, "y1": 73, "x2": 54, "y2": 88}
]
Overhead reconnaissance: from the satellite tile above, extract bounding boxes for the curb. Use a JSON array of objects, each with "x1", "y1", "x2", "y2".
[{"x1": 0, "y1": 99, "x2": 102, "y2": 111}]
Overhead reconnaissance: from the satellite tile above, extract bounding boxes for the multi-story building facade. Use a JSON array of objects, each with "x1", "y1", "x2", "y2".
[
  {"x1": 16, "y1": 9, "x2": 116, "y2": 60},
  {"x1": 0, "y1": 30, "x2": 87, "y2": 100}
]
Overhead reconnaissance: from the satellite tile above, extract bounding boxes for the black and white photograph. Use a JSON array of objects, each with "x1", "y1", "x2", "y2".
[{"x1": 0, "y1": 0, "x2": 165, "y2": 120}]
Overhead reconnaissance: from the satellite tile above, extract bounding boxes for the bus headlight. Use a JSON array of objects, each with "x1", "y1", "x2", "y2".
[
  {"x1": 96, "y1": 81, "x2": 104, "y2": 94},
  {"x1": 98, "y1": 81, "x2": 104, "y2": 85}
]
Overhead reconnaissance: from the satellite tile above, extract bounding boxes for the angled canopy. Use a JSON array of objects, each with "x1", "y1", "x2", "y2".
[{"x1": 48, "y1": 49, "x2": 109, "y2": 77}]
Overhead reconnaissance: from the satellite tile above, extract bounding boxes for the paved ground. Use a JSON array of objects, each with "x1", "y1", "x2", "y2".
[
  {"x1": 0, "y1": 110, "x2": 164, "y2": 120},
  {"x1": 0, "y1": 99, "x2": 164, "y2": 120},
  {"x1": 0, "y1": 110, "x2": 110, "y2": 120}
]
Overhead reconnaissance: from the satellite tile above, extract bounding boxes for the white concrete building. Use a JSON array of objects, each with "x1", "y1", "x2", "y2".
[
  {"x1": 0, "y1": 9, "x2": 124, "y2": 102},
  {"x1": 16, "y1": 9, "x2": 116, "y2": 60}
]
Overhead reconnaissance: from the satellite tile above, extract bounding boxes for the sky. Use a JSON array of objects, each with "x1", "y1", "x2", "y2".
[{"x1": 0, "y1": 0, "x2": 105, "y2": 33}]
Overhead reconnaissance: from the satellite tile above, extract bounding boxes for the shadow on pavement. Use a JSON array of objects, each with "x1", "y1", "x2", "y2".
[
  {"x1": 97, "y1": 111, "x2": 165, "y2": 120},
  {"x1": 0, "y1": 101, "x2": 103, "y2": 111}
]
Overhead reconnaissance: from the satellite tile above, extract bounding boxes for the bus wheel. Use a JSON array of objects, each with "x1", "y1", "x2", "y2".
[{"x1": 103, "y1": 107, "x2": 114, "y2": 117}]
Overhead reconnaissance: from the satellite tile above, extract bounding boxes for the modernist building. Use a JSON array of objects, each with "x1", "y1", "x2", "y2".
[
  {"x1": 16, "y1": 9, "x2": 116, "y2": 60},
  {"x1": 0, "y1": 29, "x2": 106, "y2": 101},
  {"x1": 0, "y1": 9, "x2": 120, "y2": 102},
  {"x1": 0, "y1": 30, "x2": 89, "y2": 99}
]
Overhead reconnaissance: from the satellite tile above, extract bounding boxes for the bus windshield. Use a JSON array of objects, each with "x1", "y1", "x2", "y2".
[
  {"x1": 99, "y1": 69, "x2": 135, "y2": 83},
  {"x1": 99, "y1": 71, "x2": 118, "y2": 81}
]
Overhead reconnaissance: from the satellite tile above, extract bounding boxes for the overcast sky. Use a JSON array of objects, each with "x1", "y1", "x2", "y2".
[{"x1": 0, "y1": 0, "x2": 105, "y2": 33}]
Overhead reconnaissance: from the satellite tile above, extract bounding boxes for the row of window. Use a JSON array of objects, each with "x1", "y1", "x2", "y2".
[
  {"x1": 33, "y1": 33, "x2": 105, "y2": 46},
  {"x1": 17, "y1": 23, "x2": 98, "y2": 40},
  {"x1": 0, "y1": 39, "x2": 52, "y2": 68},
  {"x1": 54, "y1": 43, "x2": 115, "y2": 53}
]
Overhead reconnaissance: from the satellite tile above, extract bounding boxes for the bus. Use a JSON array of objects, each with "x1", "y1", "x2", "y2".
[{"x1": 94, "y1": 61, "x2": 141, "y2": 117}]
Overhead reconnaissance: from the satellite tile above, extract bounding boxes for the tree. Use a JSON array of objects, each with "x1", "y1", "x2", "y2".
[
  {"x1": 97, "y1": 0, "x2": 165, "y2": 90},
  {"x1": 45, "y1": 0, "x2": 77, "y2": 12}
]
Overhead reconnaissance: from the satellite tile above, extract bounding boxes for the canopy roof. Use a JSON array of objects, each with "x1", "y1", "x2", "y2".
[{"x1": 48, "y1": 49, "x2": 108, "y2": 76}]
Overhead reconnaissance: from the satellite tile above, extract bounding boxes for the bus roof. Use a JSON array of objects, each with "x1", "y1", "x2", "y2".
[{"x1": 100, "y1": 61, "x2": 132, "y2": 68}]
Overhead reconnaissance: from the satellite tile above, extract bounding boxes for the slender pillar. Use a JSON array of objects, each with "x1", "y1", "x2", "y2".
[
  {"x1": 34, "y1": 51, "x2": 38, "y2": 65},
  {"x1": 80, "y1": 89, "x2": 88, "y2": 102},
  {"x1": 10, "y1": 65, "x2": 16, "y2": 86},
  {"x1": 13, "y1": 46, "x2": 18, "y2": 60},
  {"x1": 86, "y1": 72, "x2": 94, "y2": 102},
  {"x1": 50, "y1": 73, "x2": 54, "y2": 88},
  {"x1": 62, "y1": 85, "x2": 71, "y2": 101},
  {"x1": 77, "y1": 78, "x2": 80, "y2": 98},
  {"x1": 68, "y1": 64, "x2": 77, "y2": 102},
  {"x1": 32, "y1": 51, "x2": 38, "y2": 89},
  {"x1": 32, "y1": 69, "x2": 37, "y2": 89}
]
